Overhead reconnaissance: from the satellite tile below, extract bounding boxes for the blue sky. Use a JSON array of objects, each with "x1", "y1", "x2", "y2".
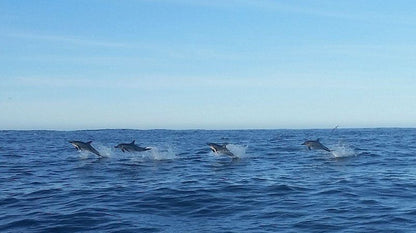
[{"x1": 1, "y1": 0, "x2": 415, "y2": 130}]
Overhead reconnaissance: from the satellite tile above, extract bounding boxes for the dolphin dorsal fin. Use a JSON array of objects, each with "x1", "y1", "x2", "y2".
[
  {"x1": 316, "y1": 138, "x2": 320, "y2": 142},
  {"x1": 131, "y1": 140, "x2": 136, "y2": 144},
  {"x1": 87, "y1": 141, "x2": 92, "y2": 144}
]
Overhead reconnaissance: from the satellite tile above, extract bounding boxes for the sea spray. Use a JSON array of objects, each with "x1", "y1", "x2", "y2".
[
  {"x1": 330, "y1": 143, "x2": 357, "y2": 158},
  {"x1": 226, "y1": 144, "x2": 248, "y2": 158},
  {"x1": 149, "y1": 146, "x2": 177, "y2": 160}
]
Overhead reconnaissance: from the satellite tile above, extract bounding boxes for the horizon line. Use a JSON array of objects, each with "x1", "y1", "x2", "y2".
[{"x1": 1, "y1": 126, "x2": 415, "y2": 132}]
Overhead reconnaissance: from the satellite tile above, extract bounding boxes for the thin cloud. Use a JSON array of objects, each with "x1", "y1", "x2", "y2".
[
  {"x1": 2, "y1": 31, "x2": 244, "y2": 62},
  {"x1": 13, "y1": 75, "x2": 276, "y2": 90},
  {"x1": 4, "y1": 32, "x2": 132, "y2": 48},
  {"x1": 13, "y1": 74, "x2": 408, "y2": 91}
]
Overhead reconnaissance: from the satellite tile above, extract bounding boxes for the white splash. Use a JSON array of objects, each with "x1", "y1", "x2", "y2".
[
  {"x1": 148, "y1": 147, "x2": 177, "y2": 160},
  {"x1": 95, "y1": 145, "x2": 113, "y2": 157},
  {"x1": 226, "y1": 144, "x2": 248, "y2": 158},
  {"x1": 78, "y1": 151, "x2": 91, "y2": 160},
  {"x1": 330, "y1": 143, "x2": 357, "y2": 158}
]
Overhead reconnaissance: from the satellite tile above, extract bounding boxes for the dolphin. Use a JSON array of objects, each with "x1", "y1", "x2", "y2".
[
  {"x1": 69, "y1": 140, "x2": 101, "y2": 156},
  {"x1": 114, "y1": 140, "x2": 151, "y2": 152},
  {"x1": 207, "y1": 143, "x2": 236, "y2": 158},
  {"x1": 302, "y1": 139, "x2": 331, "y2": 152}
]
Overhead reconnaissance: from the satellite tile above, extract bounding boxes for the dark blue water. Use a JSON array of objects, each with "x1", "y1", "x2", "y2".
[{"x1": 1, "y1": 129, "x2": 416, "y2": 232}]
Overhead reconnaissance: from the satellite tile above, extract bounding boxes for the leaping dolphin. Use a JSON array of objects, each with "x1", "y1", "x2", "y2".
[
  {"x1": 207, "y1": 143, "x2": 236, "y2": 158},
  {"x1": 302, "y1": 139, "x2": 331, "y2": 152},
  {"x1": 69, "y1": 141, "x2": 101, "y2": 156},
  {"x1": 115, "y1": 140, "x2": 151, "y2": 152}
]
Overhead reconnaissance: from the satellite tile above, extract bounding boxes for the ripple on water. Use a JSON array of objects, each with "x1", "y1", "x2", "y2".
[{"x1": 1, "y1": 129, "x2": 416, "y2": 232}]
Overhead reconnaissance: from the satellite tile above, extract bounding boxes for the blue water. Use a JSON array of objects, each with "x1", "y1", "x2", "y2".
[{"x1": 1, "y1": 128, "x2": 416, "y2": 232}]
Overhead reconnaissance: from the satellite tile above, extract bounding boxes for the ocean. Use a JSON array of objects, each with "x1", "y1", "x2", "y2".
[{"x1": 1, "y1": 128, "x2": 416, "y2": 232}]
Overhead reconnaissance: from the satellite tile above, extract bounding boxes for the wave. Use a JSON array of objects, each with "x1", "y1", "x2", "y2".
[{"x1": 2, "y1": 129, "x2": 416, "y2": 233}]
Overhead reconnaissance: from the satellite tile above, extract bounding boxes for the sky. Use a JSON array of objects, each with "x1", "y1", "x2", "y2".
[{"x1": 1, "y1": 0, "x2": 416, "y2": 130}]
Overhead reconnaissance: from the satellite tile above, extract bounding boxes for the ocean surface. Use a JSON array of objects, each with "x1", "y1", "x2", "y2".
[{"x1": 1, "y1": 128, "x2": 416, "y2": 232}]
